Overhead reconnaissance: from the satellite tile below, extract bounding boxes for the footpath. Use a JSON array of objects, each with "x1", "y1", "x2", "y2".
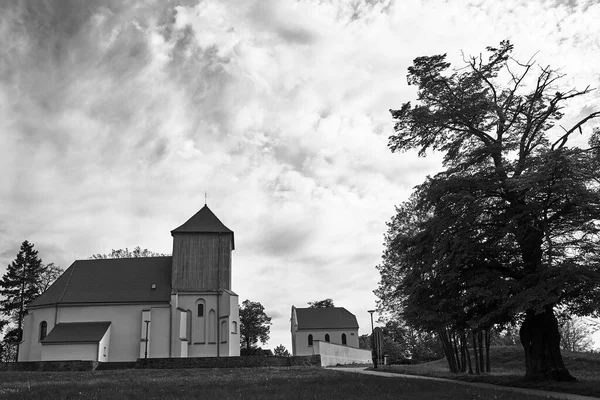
[{"x1": 328, "y1": 367, "x2": 600, "y2": 400}]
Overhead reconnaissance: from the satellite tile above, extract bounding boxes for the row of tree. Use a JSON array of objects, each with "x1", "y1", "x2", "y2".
[{"x1": 375, "y1": 40, "x2": 600, "y2": 381}]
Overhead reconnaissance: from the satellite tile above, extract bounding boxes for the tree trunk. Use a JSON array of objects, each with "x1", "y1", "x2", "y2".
[
  {"x1": 459, "y1": 331, "x2": 467, "y2": 373},
  {"x1": 472, "y1": 330, "x2": 480, "y2": 375},
  {"x1": 478, "y1": 330, "x2": 484, "y2": 373},
  {"x1": 439, "y1": 328, "x2": 458, "y2": 373},
  {"x1": 519, "y1": 307, "x2": 576, "y2": 381},
  {"x1": 485, "y1": 329, "x2": 491, "y2": 373},
  {"x1": 463, "y1": 332, "x2": 473, "y2": 374},
  {"x1": 452, "y1": 331, "x2": 461, "y2": 372}
]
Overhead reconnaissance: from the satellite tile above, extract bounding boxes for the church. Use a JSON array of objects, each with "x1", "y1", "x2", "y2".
[{"x1": 18, "y1": 205, "x2": 240, "y2": 362}]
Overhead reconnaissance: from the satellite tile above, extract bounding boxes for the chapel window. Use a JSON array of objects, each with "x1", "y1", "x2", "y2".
[
  {"x1": 325, "y1": 334, "x2": 330, "y2": 342},
  {"x1": 308, "y1": 334, "x2": 313, "y2": 346},
  {"x1": 39, "y1": 321, "x2": 47, "y2": 341},
  {"x1": 342, "y1": 333, "x2": 347, "y2": 345},
  {"x1": 197, "y1": 303, "x2": 204, "y2": 317}
]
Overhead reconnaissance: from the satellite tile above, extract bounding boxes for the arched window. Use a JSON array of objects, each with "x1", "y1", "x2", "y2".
[
  {"x1": 342, "y1": 333, "x2": 347, "y2": 345},
  {"x1": 325, "y1": 334, "x2": 330, "y2": 342},
  {"x1": 39, "y1": 321, "x2": 47, "y2": 341},
  {"x1": 232, "y1": 321, "x2": 238, "y2": 334},
  {"x1": 308, "y1": 334, "x2": 313, "y2": 346},
  {"x1": 195, "y1": 298, "x2": 206, "y2": 343},
  {"x1": 220, "y1": 320, "x2": 228, "y2": 343}
]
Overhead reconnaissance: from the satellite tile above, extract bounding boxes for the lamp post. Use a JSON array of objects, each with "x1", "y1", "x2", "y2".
[
  {"x1": 367, "y1": 310, "x2": 376, "y2": 368},
  {"x1": 144, "y1": 320, "x2": 151, "y2": 361}
]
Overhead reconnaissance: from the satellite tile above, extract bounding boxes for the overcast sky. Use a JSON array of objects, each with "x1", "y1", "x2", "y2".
[{"x1": 1, "y1": 0, "x2": 599, "y2": 350}]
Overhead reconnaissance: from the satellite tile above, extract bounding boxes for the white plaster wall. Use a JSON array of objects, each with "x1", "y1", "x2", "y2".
[
  {"x1": 57, "y1": 303, "x2": 170, "y2": 362},
  {"x1": 313, "y1": 341, "x2": 372, "y2": 366},
  {"x1": 97, "y1": 326, "x2": 111, "y2": 362},
  {"x1": 18, "y1": 307, "x2": 57, "y2": 362},
  {"x1": 293, "y1": 329, "x2": 359, "y2": 356},
  {"x1": 42, "y1": 343, "x2": 97, "y2": 361},
  {"x1": 228, "y1": 294, "x2": 240, "y2": 356},
  {"x1": 171, "y1": 292, "x2": 239, "y2": 357}
]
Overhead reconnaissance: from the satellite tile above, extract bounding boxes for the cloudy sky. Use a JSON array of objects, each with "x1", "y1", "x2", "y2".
[{"x1": 1, "y1": 0, "x2": 599, "y2": 350}]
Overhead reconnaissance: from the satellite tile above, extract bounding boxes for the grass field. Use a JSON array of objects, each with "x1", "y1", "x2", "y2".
[
  {"x1": 377, "y1": 346, "x2": 600, "y2": 398},
  {"x1": 0, "y1": 365, "x2": 561, "y2": 400}
]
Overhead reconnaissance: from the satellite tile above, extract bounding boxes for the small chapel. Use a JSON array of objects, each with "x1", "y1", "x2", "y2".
[{"x1": 18, "y1": 205, "x2": 240, "y2": 362}]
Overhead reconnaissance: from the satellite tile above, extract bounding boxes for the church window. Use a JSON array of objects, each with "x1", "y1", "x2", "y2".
[
  {"x1": 232, "y1": 321, "x2": 237, "y2": 334},
  {"x1": 325, "y1": 334, "x2": 330, "y2": 342},
  {"x1": 197, "y1": 303, "x2": 204, "y2": 317},
  {"x1": 39, "y1": 321, "x2": 47, "y2": 341},
  {"x1": 342, "y1": 333, "x2": 347, "y2": 345},
  {"x1": 220, "y1": 320, "x2": 228, "y2": 343},
  {"x1": 308, "y1": 334, "x2": 313, "y2": 346}
]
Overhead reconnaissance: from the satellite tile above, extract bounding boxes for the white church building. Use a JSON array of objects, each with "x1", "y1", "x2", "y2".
[{"x1": 18, "y1": 205, "x2": 240, "y2": 362}]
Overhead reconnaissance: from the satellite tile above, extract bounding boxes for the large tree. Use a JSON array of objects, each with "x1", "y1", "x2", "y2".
[
  {"x1": 239, "y1": 299, "x2": 272, "y2": 353},
  {"x1": 0, "y1": 241, "x2": 46, "y2": 361},
  {"x1": 379, "y1": 41, "x2": 600, "y2": 381}
]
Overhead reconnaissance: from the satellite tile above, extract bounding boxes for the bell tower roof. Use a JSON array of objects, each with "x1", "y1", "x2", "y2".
[{"x1": 171, "y1": 205, "x2": 234, "y2": 248}]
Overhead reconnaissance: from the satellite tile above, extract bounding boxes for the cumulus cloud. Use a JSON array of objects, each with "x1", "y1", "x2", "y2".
[{"x1": 1, "y1": 0, "x2": 598, "y2": 348}]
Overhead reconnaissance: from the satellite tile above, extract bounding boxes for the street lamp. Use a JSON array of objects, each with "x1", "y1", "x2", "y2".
[
  {"x1": 367, "y1": 310, "x2": 376, "y2": 368},
  {"x1": 144, "y1": 320, "x2": 151, "y2": 361}
]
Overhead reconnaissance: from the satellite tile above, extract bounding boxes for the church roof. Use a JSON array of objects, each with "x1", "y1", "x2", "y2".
[
  {"x1": 295, "y1": 307, "x2": 359, "y2": 330},
  {"x1": 171, "y1": 205, "x2": 235, "y2": 249},
  {"x1": 28, "y1": 257, "x2": 172, "y2": 308},
  {"x1": 42, "y1": 322, "x2": 111, "y2": 344}
]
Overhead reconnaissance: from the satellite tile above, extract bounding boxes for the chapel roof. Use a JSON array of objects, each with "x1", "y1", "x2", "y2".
[
  {"x1": 42, "y1": 321, "x2": 112, "y2": 344},
  {"x1": 295, "y1": 307, "x2": 359, "y2": 330},
  {"x1": 28, "y1": 257, "x2": 172, "y2": 308}
]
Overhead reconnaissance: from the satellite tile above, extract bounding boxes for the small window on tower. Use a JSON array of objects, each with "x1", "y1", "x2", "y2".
[{"x1": 197, "y1": 303, "x2": 204, "y2": 317}]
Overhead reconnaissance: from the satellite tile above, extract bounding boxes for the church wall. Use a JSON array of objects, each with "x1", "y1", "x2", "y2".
[
  {"x1": 42, "y1": 343, "x2": 98, "y2": 361},
  {"x1": 228, "y1": 293, "x2": 240, "y2": 356},
  {"x1": 57, "y1": 303, "x2": 170, "y2": 362},
  {"x1": 171, "y1": 292, "x2": 239, "y2": 357},
  {"x1": 171, "y1": 233, "x2": 232, "y2": 291},
  {"x1": 18, "y1": 306, "x2": 58, "y2": 362},
  {"x1": 293, "y1": 328, "x2": 360, "y2": 356}
]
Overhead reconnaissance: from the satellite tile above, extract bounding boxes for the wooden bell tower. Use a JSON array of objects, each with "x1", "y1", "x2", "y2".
[{"x1": 170, "y1": 205, "x2": 234, "y2": 292}]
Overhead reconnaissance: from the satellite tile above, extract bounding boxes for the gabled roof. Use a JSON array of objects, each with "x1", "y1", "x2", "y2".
[
  {"x1": 42, "y1": 322, "x2": 111, "y2": 344},
  {"x1": 171, "y1": 205, "x2": 235, "y2": 249},
  {"x1": 171, "y1": 205, "x2": 233, "y2": 234},
  {"x1": 295, "y1": 307, "x2": 359, "y2": 330},
  {"x1": 28, "y1": 257, "x2": 172, "y2": 308}
]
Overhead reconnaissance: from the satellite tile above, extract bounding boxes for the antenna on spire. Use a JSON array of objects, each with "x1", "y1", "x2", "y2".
[{"x1": 205, "y1": 191, "x2": 207, "y2": 206}]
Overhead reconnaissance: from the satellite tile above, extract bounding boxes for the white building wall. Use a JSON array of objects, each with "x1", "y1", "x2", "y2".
[
  {"x1": 19, "y1": 303, "x2": 170, "y2": 362},
  {"x1": 171, "y1": 292, "x2": 238, "y2": 357},
  {"x1": 293, "y1": 328, "x2": 359, "y2": 356},
  {"x1": 42, "y1": 343, "x2": 97, "y2": 361},
  {"x1": 313, "y1": 341, "x2": 372, "y2": 366},
  {"x1": 18, "y1": 307, "x2": 57, "y2": 362},
  {"x1": 97, "y1": 326, "x2": 111, "y2": 362}
]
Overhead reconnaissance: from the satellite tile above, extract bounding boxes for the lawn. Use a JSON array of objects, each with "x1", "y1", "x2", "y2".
[
  {"x1": 376, "y1": 346, "x2": 600, "y2": 398},
  {"x1": 1, "y1": 366, "x2": 557, "y2": 400}
]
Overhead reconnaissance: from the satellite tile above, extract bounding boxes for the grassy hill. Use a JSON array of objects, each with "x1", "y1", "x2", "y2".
[{"x1": 379, "y1": 346, "x2": 600, "y2": 397}]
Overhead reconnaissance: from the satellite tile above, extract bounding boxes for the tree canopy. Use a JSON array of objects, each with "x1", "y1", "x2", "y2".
[
  {"x1": 239, "y1": 299, "x2": 272, "y2": 353},
  {"x1": 90, "y1": 246, "x2": 169, "y2": 259},
  {"x1": 377, "y1": 41, "x2": 600, "y2": 381},
  {"x1": 307, "y1": 298, "x2": 335, "y2": 308}
]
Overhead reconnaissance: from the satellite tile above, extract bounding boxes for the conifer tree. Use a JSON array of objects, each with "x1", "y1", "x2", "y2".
[{"x1": 0, "y1": 240, "x2": 46, "y2": 361}]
